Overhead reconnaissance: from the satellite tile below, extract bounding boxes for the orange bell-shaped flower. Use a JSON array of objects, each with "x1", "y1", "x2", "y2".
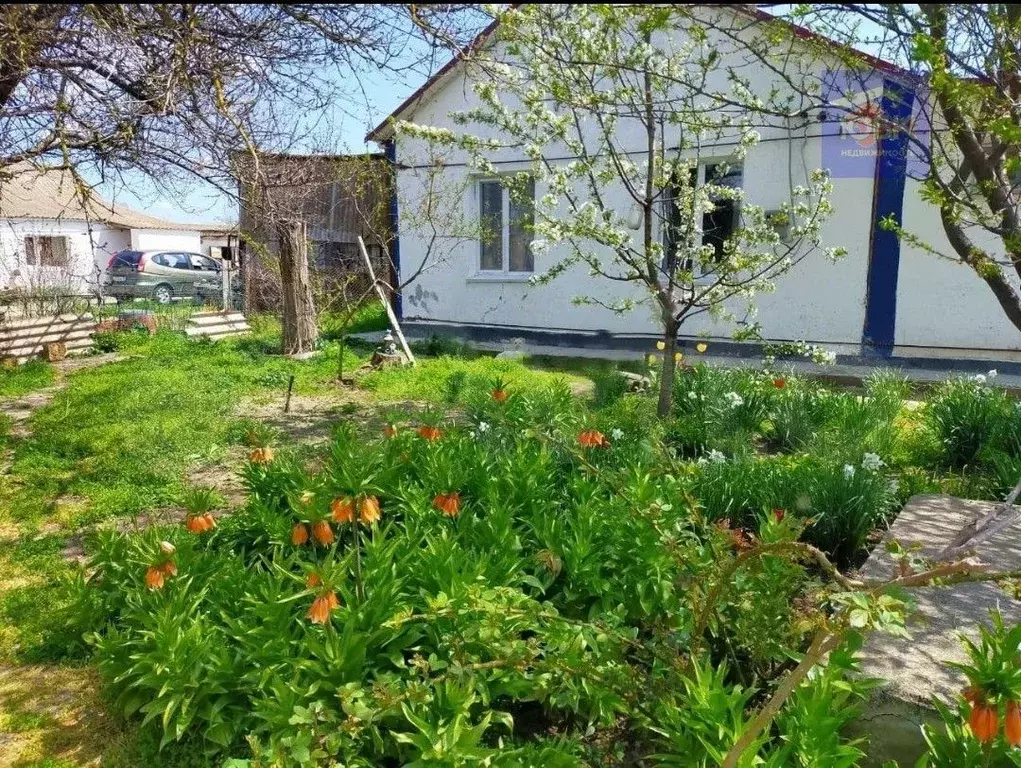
[
  {"x1": 417, "y1": 425, "x2": 441, "y2": 441},
  {"x1": 311, "y1": 520, "x2": 334, "y2": 546},
  {"x1": 291, "y1": 523, "x2": 309, "y2": 546},
  {"x1": 306, "y1": 591, "x2": 338, "y2": 624},
  {"x1": 306, "y1": 572, "x2": 322, "y2": 588},
  {"x1": 383, "y1": 424, "x2": 398, "y2": 438},
  {"x1": 433, "y1": 492, "x2": 461, "y2": 517},
  {"x1": 145, "y1": 565, "x2": 165, "y2": 590},
  {"x1": 1006, "y1": 701, "x2": 1021, "y2": 747},
  {"x1": 359, "y1": 496, "x2": 381, "y2": 525},
  {"x1": 970, "y1": 702, "x2": 999, "y2": 744},
  {"x1": 577, "y1": 429, "x2": 607, "y2": 448},
  {"x1": 490, "y1": 388, "x2": 507, "y2": 403},
  {"x1": 330, "y1": 497, "x2": 355, "y2": 524}
]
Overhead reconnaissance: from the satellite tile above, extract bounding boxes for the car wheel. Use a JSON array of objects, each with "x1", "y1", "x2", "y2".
[{"x1": 153, "y1": 284, "x2": 173, "y2": 304}]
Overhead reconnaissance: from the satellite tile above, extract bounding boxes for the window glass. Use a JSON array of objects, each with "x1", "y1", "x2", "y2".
[
  {"x1": 508, "y1": 176, "x2": 535, "y2": 272},
  {"x1": 109, "y1": 250, "x2": 142, "y2": 268},
  {"x1": 153, "y1": 252, "x2": 190, "y2": 269},
  {"x1": 24, "y1": 236, "x2": 68, "y2": 268},
  {"x1": 479, "y1": 180, "x2": 504, "y2": 271},
  {"x1": 190, "y1": 254, "x2": 220, "y2": 271}
]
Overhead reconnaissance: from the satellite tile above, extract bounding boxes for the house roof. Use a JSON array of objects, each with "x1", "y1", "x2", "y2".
[
  {"x1": 0, "y1": 163, "x2": 215, "y2": 232},
  {"x1": 365, "y1": 5, "x2": 910, "y2": 144}
]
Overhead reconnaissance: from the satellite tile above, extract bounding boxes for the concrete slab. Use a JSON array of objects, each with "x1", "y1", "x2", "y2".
[{"x1": 853, "y1": 494, "x2": 1021, "y2": 765}]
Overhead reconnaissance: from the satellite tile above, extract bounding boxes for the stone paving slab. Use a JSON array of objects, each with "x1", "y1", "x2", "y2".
[{"x1": 853, "y1": 494, "x2": 1021, "y2": 766}]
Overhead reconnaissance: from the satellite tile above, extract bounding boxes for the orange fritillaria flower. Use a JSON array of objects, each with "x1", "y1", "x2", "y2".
[
  {"x1": 1007, "y1": 701, "x2": 1021, "y2": 747},
  {"x1": 145, "y1": 566, "x2": 165, "y2": 590},
  {"x1": 160, "y1": 561, "x2": 178, "y2": 577},
  {"x1": 330, "y1": 497, "x2": 355, "y2": 524},
  {"x1": 433, "y1": 492, "x2": 462, "y2": 517},
  {"x1": 291, "y1": 523, "x2": 309, "y2": 546},
  {"x1": 490, "y1": 388, "x2": 508, "y2": 403},
  {"x1": 418, "y1": 425, "x2": 442, "y2": 441},
  {"x1": 772, "y1": 508, "x2": 786, "y2": 523},
  {"x1": 577, "y1": 429, "x2": 608, "y2": 448},
  {"x1": 359, "y1": 496, "x2": 381, "y2": 525},
  {"x1": 185, "y1": 514, "x2": 206, "y2": 534},
  {"x1": 963, "y1": 686, "x2": 981, "y2": 704},
  {"x1": 306, "y1": 572, "x2": 322, "y2": 588},
  {"x1": 203, "y1": 513, "x2": 216, "y2": 530},
  {"x1": 311, "y1": 520, "x2": 334, "y2": 546},
  {"x1": 773, "y1": 378, "x2": 787, "y2": 389},
  {"x1": 383, "y1": 424, "x2": 398, "y2": 438},
  {"x1": 970, "y1": 702, "x2": 999, "y2": 743},
  {"x1": 250, "y1": 446, "x2": 275, "y2": 464},
  {"x1": 306, "y1": 592, "x2": 338, "y2": 625}
]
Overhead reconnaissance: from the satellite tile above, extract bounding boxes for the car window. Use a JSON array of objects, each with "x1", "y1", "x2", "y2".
[
  {"x1": 152, "y1": 252, "x2": 190, "y2": 269},
  {"x1": 189, "y1": 254, "x2": 220, "y2": 271},
  {"x1": 109, "y1": 250, "x2": 142, "y2": 268}
]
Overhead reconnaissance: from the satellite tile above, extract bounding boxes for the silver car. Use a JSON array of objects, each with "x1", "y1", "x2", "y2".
[{"x1": 105, "y1": 250, "x2": 222, "y2": 304}]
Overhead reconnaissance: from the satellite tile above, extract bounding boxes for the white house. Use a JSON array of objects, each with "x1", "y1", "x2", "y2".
[
  {"x1": 0, "y1": 164, "x2": 229, "y2": 295},
  {"x1": 368, "y1": 7, "x2": 1021, "y2": 366}
]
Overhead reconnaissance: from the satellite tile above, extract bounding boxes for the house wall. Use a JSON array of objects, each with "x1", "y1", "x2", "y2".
[
  {"x1": 894, "y1": 179, "x2": 1021, "y2": 359},
  {"x1": 0, "y1": 218, "x2": 128, "y2": 293},
  {"x1": 130, "y1": 229, "x2": 202, "y2": 254},
  {"x1": 389, "y1": 11, "x2": 1021, "y2": 359}
]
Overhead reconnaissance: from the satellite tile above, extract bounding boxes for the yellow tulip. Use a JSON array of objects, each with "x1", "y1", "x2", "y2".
[
  {"x1": 656, "y1": 340, "x2": 666, "y2": 350},
  {"x1": 696, "y1": 342, "x2": 708, "y2": 353}
]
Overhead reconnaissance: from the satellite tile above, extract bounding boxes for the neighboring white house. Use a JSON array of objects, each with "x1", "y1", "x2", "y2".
[
  {"x1": 0, "y1": 163, "x2": 230, "y2": 295},
  {"x1": 369, "y1": 8, "x2": 1021, "y2": 365}
]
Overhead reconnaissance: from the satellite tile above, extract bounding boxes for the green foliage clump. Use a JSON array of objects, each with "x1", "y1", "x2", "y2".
[
  {"x1": 0, "y1": 359, "x2": 55, "y2": 397},
  {"x1": 74, "y1": 382, "x2": 868, "y2": 766},
  {"x1": 924, "y1": 375, "x2": 1021, "y2": 469}
]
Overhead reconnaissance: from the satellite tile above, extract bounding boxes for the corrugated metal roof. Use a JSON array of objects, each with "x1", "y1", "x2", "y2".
[{"x1": 0, "y1": 163, "x2": 222, "y2": 231}]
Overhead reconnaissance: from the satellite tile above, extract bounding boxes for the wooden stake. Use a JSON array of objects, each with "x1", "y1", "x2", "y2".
[
  {"x1": 357, "y1": 236, "x2": 415, "y2": 365},
  {"x1": 284, "y1": 374, "x2": 295, "y2": 413}
]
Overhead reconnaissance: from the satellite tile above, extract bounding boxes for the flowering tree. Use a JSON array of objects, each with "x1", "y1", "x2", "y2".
[{"x1": 403, "y1": 5, "x2": 843, "y2": 417}]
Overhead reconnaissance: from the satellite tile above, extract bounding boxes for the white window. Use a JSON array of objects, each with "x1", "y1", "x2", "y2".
[
  {"x1": 663, "y1": 162, "x2": 743, "y2": 273},
  {"x1": 24, "y1": 236, "x2": 68, "y2": 268},
  {"x1": 478, "y1": 175, "x2": 535, "y2": 273}
]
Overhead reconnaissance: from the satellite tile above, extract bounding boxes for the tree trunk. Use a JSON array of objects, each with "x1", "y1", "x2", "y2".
[
  {"x1": 276, "y1": 219, "x2": 318, "y2": 356},
  {"x1": 657, "y1": 319, "x2": 679, "y2": 418}
]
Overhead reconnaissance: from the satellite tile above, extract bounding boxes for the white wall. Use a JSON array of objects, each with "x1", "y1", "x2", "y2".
[
  {"x1": 895, "y1": 179, "x2": 1021, "y2": 356},
  {"x1": 0, "y1": 218, "x2": 128, "y2": 293},
  {"x1": 131, "y1": 229, "x2": 202, "y2": 254}
]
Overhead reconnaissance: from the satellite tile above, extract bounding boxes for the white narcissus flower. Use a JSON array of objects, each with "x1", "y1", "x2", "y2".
[
  {"x1": 988, "y1": 369, "x2": 998, "y2": 379},
  {"x1": 973, "y1": 374, "x2": 987, "y2": 384},
  {"x1": 708, "y1": 449, "x2": 727, "y2": 463},
  {"x1": 478, "y1": 421, "x2": 490, "y2": 433},
  {"x1": 861, "y1": 452, "x2": 885, "y2": 471},
  {"x1": 842, "y1": 464, "x2": 856, "y2": 480},
  {"x1": 687, "y1": 391, "x2": 698, "y2": 400},
  {"x1": 611, "y1": 428, "x2": 624, "y2": 441},
  {"x1": 724, "y1": 392, "x2": 744, "y2": 408}
]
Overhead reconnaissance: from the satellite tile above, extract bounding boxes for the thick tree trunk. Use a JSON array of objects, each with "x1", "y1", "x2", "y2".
[
  {"x1": 657, "y1": 318, "x2": 679, "y2": 419},
  {"x1": 276, "y1": 219, "x2": 318, "y2": 356}
]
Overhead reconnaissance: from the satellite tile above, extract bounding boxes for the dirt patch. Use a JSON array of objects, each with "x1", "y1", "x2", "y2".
[
  {"x1": 0, "y1": 663, "x2": 128, "y2": 767},
  {"x1": 187, "y1": 445, "x2": 248, "y2": 507}
]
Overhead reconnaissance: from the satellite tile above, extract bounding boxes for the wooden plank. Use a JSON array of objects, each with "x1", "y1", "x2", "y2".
[
  {"x1": 185, "y1": 323, "x2": 251, "y2": 338},
  {"x1": 3, "y1": 338, "x2": 94, "y2": 359},
  {"x1": 0, "y1": 329, "x2": 94, "y2": 353},
  {"x1": 0, "y1": 320, "x2": 95, "y2": 343},
  {"x1": 0, "y1": 313, "x2": 93, "y2": 332},
  {"x1": 357, "y1": 236, "x2": 415, "y2": 365},
  {"x1": 189, "y1": 313, "x2": 247, "y2": 327}
]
